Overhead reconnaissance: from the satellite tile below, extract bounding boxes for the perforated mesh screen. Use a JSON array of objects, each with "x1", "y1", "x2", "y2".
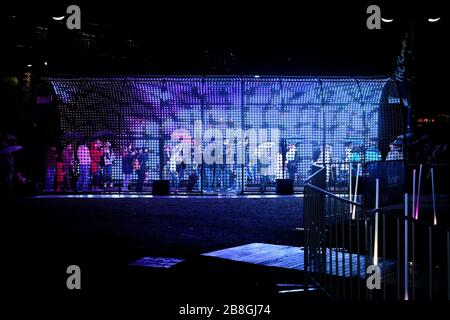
[{"x1": 48, "y1": 76, "x2": 403, "y2": 193}]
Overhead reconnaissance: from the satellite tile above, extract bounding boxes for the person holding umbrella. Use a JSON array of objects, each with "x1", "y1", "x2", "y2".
[
  {"x1": 121, "y1": 144, "x2": 134, "y2": 191},
  {"x1": 44, "y1": 146, "x2": 57, "y2": 192},
  {"x1": 77, "y1": 141, "x2": 91, "y2": 192},
  {"x1": 0, "y1": 134, "x2": 17, "y2": 150},
  {"x1": 90, "y1": 139, "x2": 104, "y2": 192},
  {"x1": 56, "y1": 155, "x2": 64, "y2": 192},
  {"x1": 62, "y1": 143, "x2": 75, "y2": 191},
  {"x1": 0, "y1": 151, "x2": 15, "y2": 192},
  {"x1": 387, "y1": 140, "x2": 404, "y2": 161},
  {"x1": 136, "y1": 147, "x2": 149, "y2": 192},
  {"x1": 102, "y1": 141, "x2": 115, "y2": 189},
  {"x1": 0, "y1": 144, "x2": 23, "y2": 192}
]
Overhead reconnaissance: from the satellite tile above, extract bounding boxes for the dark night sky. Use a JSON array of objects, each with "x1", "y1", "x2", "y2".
[{"x1": 1, "y1": 0, "x2": 447, "y2": 113}]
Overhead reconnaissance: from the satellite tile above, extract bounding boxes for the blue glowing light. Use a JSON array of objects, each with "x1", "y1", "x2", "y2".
[{"x1": 50, "y1": 76, "x2": 400, "y2": 189}]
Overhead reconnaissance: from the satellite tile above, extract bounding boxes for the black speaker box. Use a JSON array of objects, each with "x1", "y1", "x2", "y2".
[
  {"x1": 152, "y1": 180, "x2": 170, "y2": 195},
  {"x1": 276, "y1": 179, "x2": 294, "y2": 195}
]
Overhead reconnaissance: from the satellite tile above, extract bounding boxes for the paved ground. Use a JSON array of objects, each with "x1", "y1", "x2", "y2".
[
  {"x1": 3, "y1": 194, "x2": 447, "y2": 312},
  {"x1": 3, "y1": 195, "x2": 313, "y2": 311}
]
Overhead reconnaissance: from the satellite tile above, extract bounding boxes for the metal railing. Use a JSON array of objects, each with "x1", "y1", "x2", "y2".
[
  {"x1": 304, "y1": 176, "x2": 450, "y2": 300},
  {"x1": 304, "y1": 180, "x2": 367, "y2": 300}
]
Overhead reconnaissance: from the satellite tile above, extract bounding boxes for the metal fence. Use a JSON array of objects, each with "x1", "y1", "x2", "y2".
[
  {"x1": 304, "y1": 171, "x2": 450, "y2": 300},
  {"x1": 40, "y1": 76, "x2": 404, "y2": 194}
]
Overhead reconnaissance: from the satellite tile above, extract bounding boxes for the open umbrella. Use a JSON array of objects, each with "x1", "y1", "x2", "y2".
[
  {"x1": 91, "y1": 130, "x2": 117, "y2": 139},
  {"x1": 171, "y1": 131, "x2": 191, "y2": 140},
  {"x1": 0, "y1": 145, "x2": 23, "y2": 155},
  {"x1": 0, "y1": 133, "x2": 18, "y2": 145},
  {"x1": 61, "y1": 132, "x2": 84, "y2": 140},
  {"x1": 393, "y1": 133, "x2": 415, "y2": 145},
  {"x1": 343, "y1": 138, "x2": 364, "y2": 145},
  {"x1": 0, "y1": 133, "x2": 17, "y2": 140},
  {"x1": 396, "y1": 133, "x2": 415, "y2": 140}
]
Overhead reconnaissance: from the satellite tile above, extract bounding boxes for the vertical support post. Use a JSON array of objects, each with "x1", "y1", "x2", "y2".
[
  {"x1": 317, "y1": 78, "x2": 326, "y2": 187},
  {"x1": 412, "y1": 169, "x2": 416, "y2": 220},
  {"x1": 397, "y1": 217, "x2": 401, "y2": 300},
  {"x1": 282, "y1": 138, "x2": 286, "y2": 179},
  {"x1": 412, "y1": 222, "x2": 415, "y2": 300},
  {"x1": 431, "y1": 167, "x2": 437, "y2": 225},
  {"x1": 352, "y1": 163, "x2": 360, "y2": 219},
  {"x1": 404, "y1": 193, "x2": 409, "y2": 300},
  {"x1": 349, "y1": 163, "x2": 353, "y2": 216},
  {"x1": 447, "y1": 232, "x2": 450, "y2": 300},
  {"x1": 382, "y1": 214, "x2": 386, "y2": 300},
  {"x1": 158, "y1": 79, "x2": 166, "y2": 183},
  {"x1": 428, "y1": 226, "x2": 432, "y2": 300},
  {"x1": 415, "y1": 164, "x2": 423, "y2": 220},
  {"x1": 200, "y1": 77, "x2": 205, "y2": 194},
  {"x1": 349, "y1": 205, "x2": 353, "y2": 299},
  {"x1": 373, "y1": 179, "x2": 379, "y2": 265},
  {"x1": 365, "y1": 215, "x2": 369, "y2": 301},
  {"x1": 240, "y1": 78, "x2": 245, "y2": 195},
  {"x1": 356, "y1": 211, "x2": 361, "y2": 299}
]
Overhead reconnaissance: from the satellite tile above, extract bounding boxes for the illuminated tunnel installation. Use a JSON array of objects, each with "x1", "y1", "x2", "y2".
[{"x1": 48, "y1": 76, "x2": 404, "y2": 193}]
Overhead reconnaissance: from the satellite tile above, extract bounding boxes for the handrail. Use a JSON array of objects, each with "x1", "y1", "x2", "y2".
[
  {"x1": 371, "y1": 207, "x2": 450, "y2": 232},
  {"x1": 304, "y1": 183, "x2": 361, "y2": 207},
  {"x1": 305, "y1": 182, "x2": 450, "y2": 301},
  {"x1": 304, "y1": 165, "x2": 325, "y2": 182}
]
